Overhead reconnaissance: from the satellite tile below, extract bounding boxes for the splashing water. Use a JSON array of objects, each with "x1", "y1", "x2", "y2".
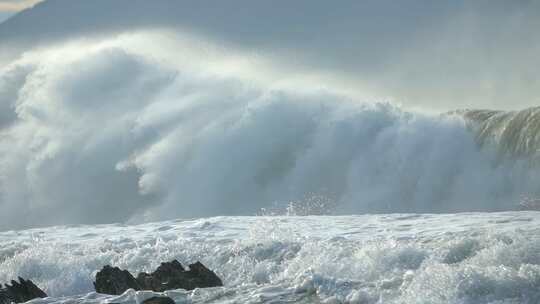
[
  {"x1": 1, "y1": 32, "x2": 540, "y2": 230},
  {"x1": 453, "y1": 107, "x2": 540, "y2": 161},
  {"x1": 2, "y1": 214, "x2": 540, "y2": 303}
]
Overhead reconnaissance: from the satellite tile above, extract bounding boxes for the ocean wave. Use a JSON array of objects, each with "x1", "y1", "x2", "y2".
[
  {"x1": 453, "y1": 107, "x2": 540, "y2": 160},
  {"x1": 0, "y1": 32, "x2": 539, "y2": 230}
]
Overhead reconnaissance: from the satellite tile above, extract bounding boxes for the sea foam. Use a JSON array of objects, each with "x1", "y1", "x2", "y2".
[{"x1": 1, "y1": 214, "x2": 540, "y2": 303}]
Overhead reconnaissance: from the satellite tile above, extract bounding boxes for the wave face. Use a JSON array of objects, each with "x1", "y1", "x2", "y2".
[
  {"x1": 455, "y1": 107, "x2": 540, "y2": 160},
  {"x1": 1, "y1": 32, "x2": 539, "y2": 230}
]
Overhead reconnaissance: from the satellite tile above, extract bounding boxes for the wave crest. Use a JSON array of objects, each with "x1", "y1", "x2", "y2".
[
  {"x1": 455, "y1": 107, "x2": 540, "y2": 160},
  {"x1": 1, "y1": 33, "x2": 539, "y2": 230}
]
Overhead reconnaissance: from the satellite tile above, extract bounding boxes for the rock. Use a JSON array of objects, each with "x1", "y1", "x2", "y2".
[
  {"x1": 135, "y1": 260, "x2": 185, "y2": 292},
  {"x1": 94, "y1": 265, "x2": 141, "y2": 295},
  {"x1": 136, "y1": 260, "x2": 223, "y2": 292},
  {"x1": 182, "y1": 261, "x2": 223, "y2": 289},
  {"x1": 95, "y1": 260, "x2": 222, "y2": 295},
  {"x1": 0, "y1": 277, "x2": 47, "y2": 304},
  {"x1": 142, "y1": 296, "x2": 175, "y2": 304}
]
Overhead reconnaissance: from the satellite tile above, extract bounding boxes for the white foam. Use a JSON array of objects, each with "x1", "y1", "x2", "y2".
[
  {"x1": 1, "y1": 32, "x2": 539, "y2": 230},
  {"x1": 1, "y1": 213, "x2": 540, "y2": 303}
]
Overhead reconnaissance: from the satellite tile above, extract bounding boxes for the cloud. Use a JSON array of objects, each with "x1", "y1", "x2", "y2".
[
  {"x1": 1, "y1": 32, "x2": 539, "y2": 230},
  {"x1": 0, "y1": 0, "x2": 41, "y2": 12}
]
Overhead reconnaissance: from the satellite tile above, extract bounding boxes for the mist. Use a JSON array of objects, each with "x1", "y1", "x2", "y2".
[
  {"x1": 1, "y1": 0, "x2": 539, "y2": 111},
  {"x1": 1, "y1": 31, "x2": 539, "y2": 230}
]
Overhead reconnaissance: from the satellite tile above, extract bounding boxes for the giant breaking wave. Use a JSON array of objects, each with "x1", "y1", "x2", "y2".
[{"x1": 1, "y1": 32, "x2": 539, "y2": 230}]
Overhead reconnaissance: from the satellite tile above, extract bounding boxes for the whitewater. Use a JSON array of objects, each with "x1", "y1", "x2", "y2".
[
  {"x1": 2, "y1": 213, "x2": 540, "y2": 303},
  {"x1": 2, "y1": 29, "x2": 540, "y2": 303},
  {"x1": 2, "y1": 32, "x2": 540, "y2": 229}
]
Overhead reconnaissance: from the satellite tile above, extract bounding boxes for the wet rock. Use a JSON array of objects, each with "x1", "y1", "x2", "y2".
[
  {"x1": 95, "y1": 260, "x2": 222, "y2": 295},
  {"x1": 182, "y1": 261, "x2": 223, "y2": 289},
  {"x1": 0, "y1": 277, "x2": 47, "y2": 304},
  {"x1": 136, "y1": 260, "x2": 186, "y2": 292},
  {"x1": 137, "y1": 260, "x2": 223, "y2": 292},
  {"x1": 142, "y1": 296, "x2": 175, "y2": 304},
  {"x1": 94, "y1": 265, "x2": 141, "y2": 295}
]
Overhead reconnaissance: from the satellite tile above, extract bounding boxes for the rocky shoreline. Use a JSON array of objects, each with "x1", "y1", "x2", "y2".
[{"x1": 1, "y1": 260, "x2": 221, "y2": 304}]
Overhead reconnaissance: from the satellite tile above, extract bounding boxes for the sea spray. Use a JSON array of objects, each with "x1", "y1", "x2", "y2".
[
  {"x1": 453, "y1": 107, "x2": 540, "y2": 160},
  {"x1": 1, "y1": 33, "x2": 540, "y2": 230}
]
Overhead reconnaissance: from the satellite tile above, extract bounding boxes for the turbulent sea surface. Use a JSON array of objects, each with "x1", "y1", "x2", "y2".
[
  {"x1": 2, "y1": 213, "x2": 540, "y2": 304},
  {"x1": 2, "y1": 3, "x2": 540, "y2": 304}
]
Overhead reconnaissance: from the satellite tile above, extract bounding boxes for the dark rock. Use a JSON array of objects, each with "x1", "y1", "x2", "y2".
[
  {"x1": 142, "y1": 296, "x2": 175, "y2": 304},
  {"x1": 136, "y1": 260, "x2": 185, "y2": 292},
  {"x1": 94, "y1": 265, "x2": 141, "y2": 295},
  {"x1": 95, "y1": 260, "x2": 222, "y2": 295},
  {"x1": 136, "y1": 260, "x2": 223, "y2": 292},
  {"x1": 0, "y1": 277, "x2": 47, "y2": 304},
  {"x1": 182, "y1": 261, "x2": 223, "y2": 289}
]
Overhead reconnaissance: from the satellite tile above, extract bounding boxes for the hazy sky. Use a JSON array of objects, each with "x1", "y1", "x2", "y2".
[
  {"x1": 0, "y1": 0, "x2": 41, "y2": 12},
  {"x1": 1, "y1": 0, "x2": 538, "y2": 111},
  {"x1": 0, "y1": 0, "x2": 41, "y2": 22},
  {"x1": 0, "y1": 12, "x2": 11, "y2": 22}
]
